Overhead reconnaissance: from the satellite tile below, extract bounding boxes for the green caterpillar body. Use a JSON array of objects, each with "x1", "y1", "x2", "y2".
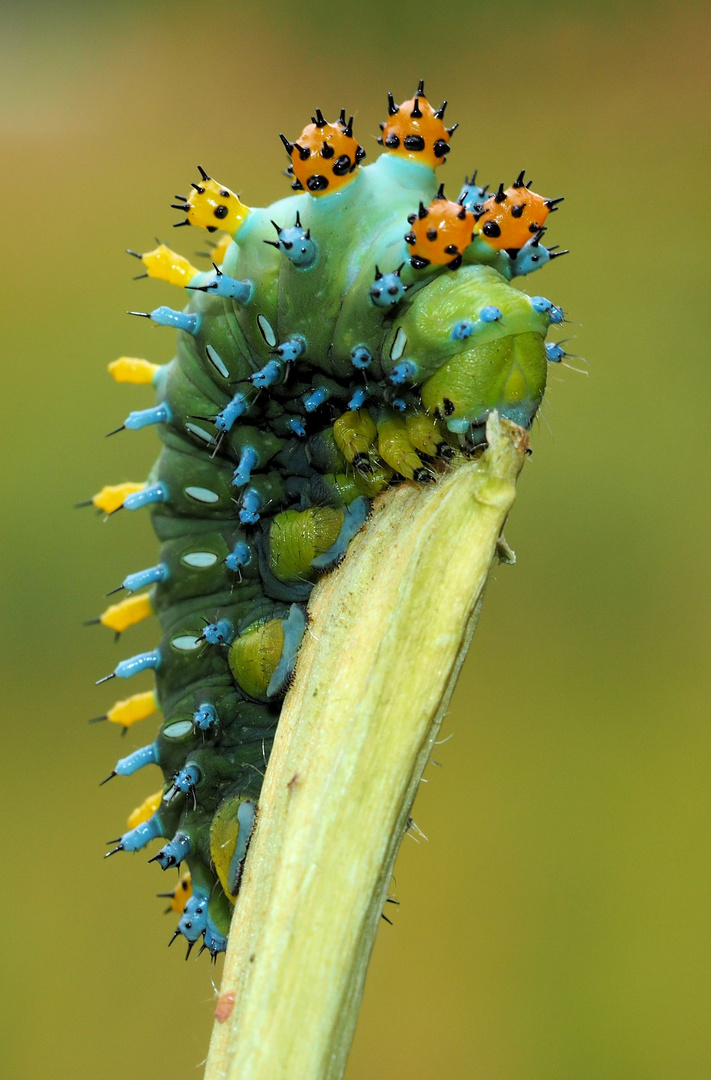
[{"x1": 88, "y1": 83, "x2": 568, "y2": 958}]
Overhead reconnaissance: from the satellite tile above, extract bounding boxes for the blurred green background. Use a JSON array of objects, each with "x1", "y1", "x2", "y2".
[{"x1": 1, "y1": 1, "x2": 709, "y2": 1077}]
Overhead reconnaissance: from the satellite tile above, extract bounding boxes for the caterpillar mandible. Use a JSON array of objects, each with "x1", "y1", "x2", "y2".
[{"x1": 83, "y1": 80, "x2": 569, "y2": 961}]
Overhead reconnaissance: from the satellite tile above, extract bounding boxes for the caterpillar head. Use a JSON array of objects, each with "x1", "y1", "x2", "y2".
[
  {"x1": 404, "y1": 188, "x2": 475, "y2": 269},
  {"x1": 280, "y1": 110, "x2": 366, "y2": 195},
  {"x1": 378, "y1": 81, "x2": 457, "y2": 169},
  {"x1": 473, "y1": 172, "x2": 563, "y2": 253},
  {"x1": 171, "y1": 167, "x2": 250, "y2": 236}
]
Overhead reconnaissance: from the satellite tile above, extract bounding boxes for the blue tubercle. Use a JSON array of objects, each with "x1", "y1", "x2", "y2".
[
  {"x1": 251, "y1": 359, "x2": 283, "y2": 388},
  {"x1": 215, "y1": 394, "x2": 249, "y2": 432},
  {"x1": 545, "y1": 343, "x2": 566, "y2": 363},
  {"x1": 510, "y1": 233, "x2": 550, "y2": 277},
  {"x1": 232, "y1": 446, "x2": 259, "y2": 487},
  {"x1": 288, "y1": 417, "x2": 306, "y2": 437},
  {"x1": 193, "y1": 703, "x2": 218, "y2": 731},
  {"x1": 239, "y1": 488, "x2": 263, "y2": 525},
  {"x1": 369, "y1": 266, "x2": 407, "y2": 308},
  {"x1": 115, "y1": 742, "x2": 159, "y2": 776},
  {"x1": 225, "y1": 542, "x2": 251, "y2": 573},
  {"x1": 152, "y1": 831, "x2": 192, "y2": 870},
  {"x1": 390, "y1": 360, "x2": 418, "y2": 385},
  {"x1": 124, "y1": 403, "x2": 172, "y2": 431},
  {"x1": 111, "y1": 815, "x2": 163, "y2": 854},
  {"x1": 451, "y1": 319, "x2": 475, "y2": 341},
  {"x1": 203, "y1": 919, "x2": 227, "y2": 956},
  {"x1": 201, "y1": 619, "x2": 235, "y2": 646},
  {"x1": 530, "y1": 296, "x2": 564, "y2": 324},
  {"x1": 450, "y1": 305, "x2": 503, "y2": 342},
  {"x1": 123, "y1": 482, "x2": 168, "y2": 511},
  {"x1": 178, "y1": 893, "x2": 208, "y2": 942},
  {"x1": 457, "y1": 174, "x2": 489, "y2": 212},
  {"x1": 447, "y1": 418, "x2": 471, "y2": 434},
  {"x1": 268, "y1": 213, "x2": 317, "y2": 269},
  {"x1": 274, "y1": 336, "x2": 306, "y2": 363},
  {"x1": 172, "y1": 763, "x2": 201, "y2": 793},
  {"x1": 348, "y1": 386, "x2": 369, "y2": 410},
  {"x1": 188, "y1": 268, "x2": 253, "y2": 303},
  {"x1": 351, "y1": 346, "x2": 372, "y2": 370},
  {"x1": 303, "y1": 386, "x2": 330, "y2": 412},
  {"x1": 131, "y1": 306, "x2": 201, "y2": 335},
  {"x1": 106, "y1": 649, "x2": 161, "y2": 681},
  {"x1": 123, "y1": 563, "x2": 168, "y2": 593}
]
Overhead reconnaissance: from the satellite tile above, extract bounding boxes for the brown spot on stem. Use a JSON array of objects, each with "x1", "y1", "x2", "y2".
[{"x1": 215, "y1": 991, "x2": 235, "y2": 1024}]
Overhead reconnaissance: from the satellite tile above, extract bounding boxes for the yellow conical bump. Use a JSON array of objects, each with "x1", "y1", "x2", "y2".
[
  {"x1": 165, "y1": 872, "x2": 192, "y2": 913},
  {"x1": 108, "y1": 357, "x2": 160, "y2": 384},
  {"x1": 181, "y1": 174, "x2": 250, "y2": 237},
  {"x1": 91, "y1": 482, "x2": 145, "y2": 514},
  {"x1": 106, "y1": 689, "x2": 158, "y2": 728},
  {"x1": 210, "y1": 233, "x2": 232, "y2": 266},
  {"x1": 138, "y1": 244, "x2": 199, "y2": 288},
  {"x1": 99, "y1": 593, "x2": 153, "y2": 634},
  {"x1": 126, "y1": 789, "x2": 162, "y2": 831},
  {"x1": 377, "y1": 415, "x2": 425, "y2": 480},
  {"x1": 333, "y1": 410, "x2": 377, "y2": 465}
]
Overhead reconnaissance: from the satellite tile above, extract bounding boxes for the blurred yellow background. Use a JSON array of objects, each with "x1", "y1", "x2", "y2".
[{"x1": 1, "y1": 1, "x2": 709, "y2": 1077}]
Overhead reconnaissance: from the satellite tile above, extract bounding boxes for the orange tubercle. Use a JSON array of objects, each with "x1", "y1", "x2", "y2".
[
  {"x1": 404, "y1": 191, "x2": 475, "y2": 269},
  {"x1": 379, "y1": 81, "x2": 456, "y2": 170},
  {"x1": 473, "y1": 173, "x2": 562, "y2": 252},
  {"x1": 280, "y1": 110, "x2": 365, "y2": 195}
]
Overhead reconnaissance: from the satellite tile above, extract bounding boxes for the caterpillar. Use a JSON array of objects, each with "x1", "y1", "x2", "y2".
[{"x1": 84, "y1": 80, "x2": 569, "y2": 961}]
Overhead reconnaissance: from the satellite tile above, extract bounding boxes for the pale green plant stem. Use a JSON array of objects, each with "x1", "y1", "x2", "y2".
[{"x1": 204, "y1": 413, "x2": 527, "y2": 1080}]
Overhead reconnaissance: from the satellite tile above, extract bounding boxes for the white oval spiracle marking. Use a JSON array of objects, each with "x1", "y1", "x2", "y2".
[
  {"x1": 390, "y1": 327, "x2": 407, "y2": 361},
  {"x1": 182, "y1": 551, "x2": 219, "y2": 568},
  {"x1": 185, "y1": 422, "x2": 214, "y2": 444},
  {"x1": 171, "y1": 634, "x2": 201, "y2": 651},
  {"x1": 205, "y1": 344, "x2": 229, "y2": 378},
  {"x1": 257, "y1": 314, "x2": 277, "y2": 347},
  {"x1": 184, "y1": 486, "x2": 220, "y2": 504},
  {"x1": 162, "y1": 719, "x2": 194, "y2": 739}
]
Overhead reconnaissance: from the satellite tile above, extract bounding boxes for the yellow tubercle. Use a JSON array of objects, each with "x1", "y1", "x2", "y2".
[
  {"x1": 134, "y1": 244, "x2": 199, "y2": 288},
  {"x1": 209, "y1": 233, "x2": 232, "y2": 266},
  {"x1": 127, "y1": 790, "x2": 163, "y2": 831},
  {"x1": 106, "y1": 689, "x2": 158, "y2": 728},
  {"x1": 99, "y1": 593, "x2": 153, "y2": 633},
  {"x1": 92, "y1": 482, "x2": 145, "y2": 514},
  {"x1": 108, "y1": 357, "x2": 160, "y2": 384},
  {"x1": 174, "y1": 170, "x2": 250, "y2": 237}
]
